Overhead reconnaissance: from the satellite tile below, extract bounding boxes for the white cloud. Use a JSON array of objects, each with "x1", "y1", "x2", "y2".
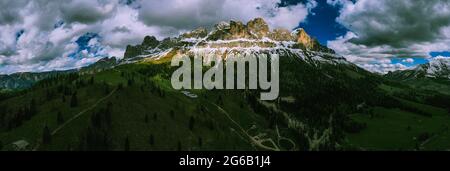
[
  {"x1": 137, "y1": 0, "x2": 312, "y2": 30},
  {"x1": 60, "y1": 0, "x2": 117, "y2": 24},
  {"x1": 0, "y1": 0, "x2": 314, "y2": 74},
  {"x1": 327, "y1": 0, "x2": 450, "y2": 73}
]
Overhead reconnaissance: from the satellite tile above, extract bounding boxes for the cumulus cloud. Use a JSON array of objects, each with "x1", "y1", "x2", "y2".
[
  {"x1": 0, "y1": 0, "x2": 120, "y2": 74},
  {"x1": 336, "y1": 0, "x2": 450, "y2": 48},
  {"x1": 60, "y1": 0, "x2": 116, "y2": 24},
  {"x1": 0, "y1": 0, "x2": 314, "y2": 74},
  {"x1": 137, "y1": 0, "x2": 313, "y2": 31},
  {"x1": 327, "y1": 0, "x2": 450, "y2": 73},
  {"x1": 0, "y1": 0, "x2": 28, "y2": 25}
]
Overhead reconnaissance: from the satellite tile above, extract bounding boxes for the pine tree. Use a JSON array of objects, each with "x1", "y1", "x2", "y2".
[
  {"x1": 89, "y1": 77, "x2": 94, "y2": 85},
  {"x1": 217, "y1": 95, "x2": 223, "y2": 106},
  {"x1": 188, "y1": 116, "x2": 195, "y2": 131},
  {"x1": 46, "y1": 89, "x2": 52, "y2": 100},
  {"x1": 29, "y1": 98, "x2": 37, "y2": 116},
  {"x1": 103, "y1": 82, "x2": 110, "y2": 95},
  {"x1": 42, "y1": 125, "x2": 51, "y2": 144},
  {"x1": 145, "y1": 114, "x2": 149, "y2": 123},
  {"x1": 149, "y1": 134, "x2": 154, "y2": 146},
  {"x1": 124, "y1": 136, "x2": 130, "y2": 151},
  {"x1": 170, "y1": 110, "x2": 175, "y2": 119},
  {"x1": 198, "y1": 137, "x2": 202, "y2": 147},
  {"x1": 177, "y1": 141, "x2": 182, "y2": 151},
  {"x1": 70, "y1": 92, "x2": 78, "y2": 108},
  {"x1": 57, "y1": 112, "x2": 64, "y2": 125},
  {"x1": 153, "y1": 112, "x2": 158, "y2": 121}
]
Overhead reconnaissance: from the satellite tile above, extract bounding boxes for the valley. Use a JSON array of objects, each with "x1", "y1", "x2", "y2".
[{"x1": 0, "y1": 18, "x2": 449, "y2": 151}]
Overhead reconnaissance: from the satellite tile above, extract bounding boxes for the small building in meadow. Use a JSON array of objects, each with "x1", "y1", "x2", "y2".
[{"x1": 12, "y1": 140, "x2": 30, "y2": 151}]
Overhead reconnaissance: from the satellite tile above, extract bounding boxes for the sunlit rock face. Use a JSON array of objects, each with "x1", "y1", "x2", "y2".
[
  {"x1": 295, "y1": 28, "x2": 315, "y2": 49},
  {"x1": 247, "y1": 18, "x2": 270, "y2": 39},
  {"x1": 123, "y1": 18, "x2": 339, "y2": 63},
  {"x1": 180, "y1": 28, "x2": 208, "y2": 39}
]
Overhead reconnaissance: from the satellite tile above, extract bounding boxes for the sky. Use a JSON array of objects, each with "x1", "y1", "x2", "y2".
[{"x1": 0, "y1": 0, "x2": 449, "y2": 74}]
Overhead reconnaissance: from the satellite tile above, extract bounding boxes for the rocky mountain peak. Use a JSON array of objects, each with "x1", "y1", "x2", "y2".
[
  {"x1": 142, "y1": 36, "x2": 159, "y2": 48},
  {"x1": 215, "y1": 21, "x2": 230, "y2": 30},
  {"x1": 386, "y1": 57, "x2": 450, "y2": 80},
  {"x1": 181, "y1": 27, "x2": 208, "y2": 39},
  {"x1": 423, "y1": 57, "x2": 450, "y2": 79},
  {"x1": 294, "y1": 28, "x2": 315, "y2": 49},
  {"x1": 247, "y1": 17, "x2": 269, "y2": 38},
  {"x1": 124, "y1": 18, "x2": 336, "y2": 59},
  {"x1": 228, "y1": 20, "x2": 248, "y2": 39},
  {"x1": 269, "y1": 28, "x2": 295, "y2": 41}
]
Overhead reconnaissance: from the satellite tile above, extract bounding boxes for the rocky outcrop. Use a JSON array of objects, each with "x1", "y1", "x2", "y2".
[
  {"x1": 181, "y1": 28, "x2": 208, "y2": 39},
  {"x1": 142, "y1": 36, "x2": 159, "y2": 48},
  {"x1": 295, "y1": 28, "x2": 315, "y2": 49},
  {"x1": 386, "y1": 57, "x2": 450, "y2": 80},
  {"x1": 247, "y1": 18, "x2": 270, "y2": 38},
  {"x1": 420, "y1": 57, "x2": 450, "y2": 79},
  {"x1": 124, "y1": 36, "x2": 160, "y2": 58},
  {"x1": 269, "y1": 28, "x2": 295, "y2": 41},
  {"x1": 125, "y1": 18, "x2": 335, "y2": 59},
  {"x1": 208, "y1": 18, "x2": 269, "y2": 40}
]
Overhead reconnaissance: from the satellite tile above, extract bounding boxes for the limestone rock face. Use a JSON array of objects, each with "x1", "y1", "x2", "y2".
[
  {"x1": 229, "y1": 20, "x2": 249, "y2": 39},
  {"x1": 124, "y1": 45, "x2": 141, "y2": 59},
  {"x1": 247, "y1": 18, "x2": 269, "y2": 38},
  {"x1": 295, "y1": 28, "x2": 316, "y2": 49},
  {"x1": 269, "y1": 28, "x2": 295, "y2": 41},
  {"x1": 215, "y1": 21, "x2": 230, "y2": 30},
  {"x1": 142, "y1": 36, "x2": 159, "y2": 48},
  {"x1": 124, "y1": 17, "x2": 336, "y2": 59},
  {"x1": 181, "y1": 28, "x2": 208, "y2": 39},
  {"x1": 124, "y1": 36, "x2": 160, "y2": 59}
]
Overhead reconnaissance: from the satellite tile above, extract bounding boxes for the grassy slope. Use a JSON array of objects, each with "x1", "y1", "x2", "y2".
[
  {"x1": 0, "y1": 63, "x2": 287, "y2": 151},
  {"x1": 1, "y1": 57, "x2": 449, "y2": 151},
  {"x1": 346, "y1": 83, "x2": 450, "y2": 150}
]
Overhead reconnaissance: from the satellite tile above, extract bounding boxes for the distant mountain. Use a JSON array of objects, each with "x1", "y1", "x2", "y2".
[
  {"x1": 123, "y1": 18, "x2": 337, "y2": 64},
  {"x1": 1, "y1": 18, "x2": 450, "y2": 151},
  {"x1": 1, "y1": 18, "x2": 339, "y2": 90},
  {"x1": 386, "y1": 57, "x2": 450, "y2": 80},
  {"x1": 0, "y1": 57, "x2": 118, "y2": 89},
  {"x1": 385, "y1": 57, "x2": 450, "y2": 95},
  {"x1": 0, "y1": 71, "x2": 69, "y2": 90}
]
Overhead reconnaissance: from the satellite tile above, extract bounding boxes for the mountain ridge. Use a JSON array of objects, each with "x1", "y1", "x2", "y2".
[
  {"x1": 1, "y1": 18, "x2": 340, "y2": 90},
  {"x1": 386, "y1": 57, "x2": 450, "y2": 80},
  {"x1": 123, "y1": 18, "x2": 335, "y2": 62},
  {"x1": 1, "y1": 18, "x2": 450, "y2": 151}
]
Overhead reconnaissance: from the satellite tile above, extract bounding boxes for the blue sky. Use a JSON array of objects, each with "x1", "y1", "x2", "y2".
[
  {"x1": 0, "y1": 0, "x2": 449, "y2": 74},
  {"x1": 299, "y1": 0, "x2": 450, "y2": 73},
  {"x1": 298, "y1": 0, "x2": 347, "y2": 45}
]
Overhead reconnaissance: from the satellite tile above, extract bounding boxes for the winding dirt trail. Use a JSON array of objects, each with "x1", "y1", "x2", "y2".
[
  {"x1": 211, "y1": 103, "x2": 281, "y2": 151},
  {"x1": 32, "y1": 88, "x2": 117, "y2": 151}
]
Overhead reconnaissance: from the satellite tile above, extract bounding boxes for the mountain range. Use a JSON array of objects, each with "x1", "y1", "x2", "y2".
[{"x1": 0, "y1": 18, "x2": 450, "y2": 151}]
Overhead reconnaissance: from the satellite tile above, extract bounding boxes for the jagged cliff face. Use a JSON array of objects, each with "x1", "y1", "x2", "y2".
[
  {"x1": 123, "y1": 18, "x2": 336, "y2": 62},
  {"x1": 124, "y1": 36, "x2": 160, "y2": 58},
  {"x1": 0, "y1": 18, "x2": 343, "y2": 89},
  {"x1": 295, "y1": 28, "x2": 316, "y2": 49},
  {"x1": 420, "y1": 57, "x2": 450, "y2": 79},
  {"x1": 247, "y1": 18, "x2": 270, "y2": 39}
]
